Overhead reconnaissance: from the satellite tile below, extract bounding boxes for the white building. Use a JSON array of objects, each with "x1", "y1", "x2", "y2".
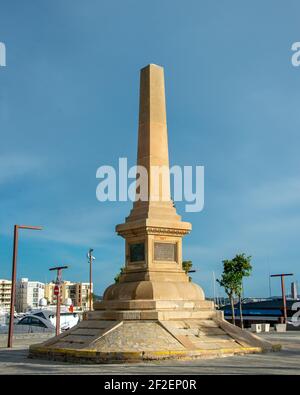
[
  {"x1": 16, "y1": 278, "x2": 45, "y2": 313},
  {"x1": 0, "y1": 279, "x2": 11, "y2": 312},
  {"x1": 45, "y1": 281, "x2": 93, "y2": 311}
]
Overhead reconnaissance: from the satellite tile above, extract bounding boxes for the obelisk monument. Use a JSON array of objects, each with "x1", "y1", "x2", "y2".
[
  {"x1": 105, "y1": 64, "x2": 204, "y2": 304},
  {"x1": 29, "y1": 65, "x2": 275, "y2": 363}
]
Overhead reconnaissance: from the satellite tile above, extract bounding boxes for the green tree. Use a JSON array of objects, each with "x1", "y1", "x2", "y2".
[
  {"x1": 217, "y1": 254, "x2": 252, "y2": 327},
  {"x1": 217, "y1": 264, "x2": 239, "y2": 325},
  {"x1": 231, "y1": 254, "x2": 252, "y2": 329},
  {"x1": 182, "y1": 260, "x2": 193, "y2": 282},
  {"x1": 114, "y1": 267, "x2": 125, "y2": 283}
]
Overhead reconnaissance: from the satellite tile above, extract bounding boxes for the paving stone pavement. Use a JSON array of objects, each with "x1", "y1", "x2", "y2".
[
  {"x1": 0, "y1": 332, "x2": 299, "y2": 374},
  {"x1": 0, "y1": 333, "x2": 53, "y2": 348}
]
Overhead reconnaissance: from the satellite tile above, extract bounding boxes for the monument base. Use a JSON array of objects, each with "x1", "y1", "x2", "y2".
[{"x1": 29, "y1": 300, "x2": 279, "y2": 363}]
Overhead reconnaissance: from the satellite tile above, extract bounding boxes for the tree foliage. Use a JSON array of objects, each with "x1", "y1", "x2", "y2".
[
  {"x1": 182, "y1": 260, "x2": 193, "y2": 282},
  {"x1": 114, "y1": 267, "x2": 125, "y2": 283},
  {"x1": 182, "y1": 260, "x2": 193, "y2": 274},
  {"x1": 217, "y1": 253, "x2": 252, "y2": 325}
]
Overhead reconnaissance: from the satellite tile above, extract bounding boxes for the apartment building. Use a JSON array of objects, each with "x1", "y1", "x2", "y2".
[
  {"x1": 44, "y1": 281, "x2": 72, "y2": 305},
  {"x1": 0, "y1": 279, "x2": 11, "y2": 312},
  {"x1": 74, "y1": 282, "x2": 91, "y2": 310},
  {"x1": 45, "y1": 281, "x2": 92, "y2": 310},
  {"x1": 16, "y1": 278, "x2": 45, "y2": 313}
]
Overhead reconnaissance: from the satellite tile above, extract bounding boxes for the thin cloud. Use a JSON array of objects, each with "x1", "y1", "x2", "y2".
[
  {"x1": 0, "y1": 154, "x2": 44, "y2": 185},
  {"x1": 248, "y1": 177, "x2": 300, "y2": 210}
]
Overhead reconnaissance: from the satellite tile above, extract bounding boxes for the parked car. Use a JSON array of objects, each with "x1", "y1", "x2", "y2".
[{"x1": 16, "y1": 315, "x2": 55, "y2": 333}]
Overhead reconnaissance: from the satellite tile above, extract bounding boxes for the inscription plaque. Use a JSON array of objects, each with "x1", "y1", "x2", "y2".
[
  {"x1": 154, "y1": 242, "x2": 176, "y2": 262},
  {"x1": 129, "y1": 243, "x2": 145, "y2": 262}
]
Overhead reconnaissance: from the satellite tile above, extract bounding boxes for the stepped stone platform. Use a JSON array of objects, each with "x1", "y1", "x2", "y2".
[{"x1": 29, "y1": 299, "x2": 278, "y2": 363}]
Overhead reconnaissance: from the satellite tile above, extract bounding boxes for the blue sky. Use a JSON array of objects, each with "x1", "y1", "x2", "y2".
[{"x1": 0, "y1": 0, "x2": 300, "y2": 297}]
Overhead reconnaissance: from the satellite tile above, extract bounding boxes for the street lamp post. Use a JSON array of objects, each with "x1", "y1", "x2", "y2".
[
  {"x1": 49, "y1": 266, "x2": 68, "y2": 336},
  {"x1": 7, "y1": 225, "x2": 42, "y2": 348},
  {"x1": 87, "y1": 249, "x2": 95, "y2": 311},
  {"x1": 270, "y1": 273, "x2": 294, "y2": 324}
]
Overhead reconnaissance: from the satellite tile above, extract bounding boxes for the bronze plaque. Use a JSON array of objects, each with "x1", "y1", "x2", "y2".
[
  {"x1": 154, "y1": 242, "x2": 176, "y2": 262},
  {"x1": 129, "y1": 243, "x2": 145, "y2": 262}
]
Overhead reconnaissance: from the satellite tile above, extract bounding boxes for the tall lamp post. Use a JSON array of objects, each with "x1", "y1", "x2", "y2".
[
  {"x1": 49, "y1": 265, "x2": 68, "y2": 336},
  {"x1": 7, "y1": 225, "x2": 42, "y2": 348},
  {"x1": 270, "y1": 273, "x2": 293, "y2": 324},
  {"x1": 87, "y1": 249, "x2": 95, "y2": 311}
]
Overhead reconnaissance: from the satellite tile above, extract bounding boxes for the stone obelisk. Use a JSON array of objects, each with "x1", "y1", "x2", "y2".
[
  {"x1": 128, "y1": 63, "x2": 179, "y2": 220},
  {"x1": 29, "y1": 65, "x2": 276, "y2": 363},
  {"x1": 105, "y1": 64, "x2": 204, "y2": 303}
]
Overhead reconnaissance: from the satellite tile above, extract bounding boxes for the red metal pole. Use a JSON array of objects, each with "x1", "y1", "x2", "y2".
[
  {"x1": 7, "y1": 225, "x2": 42, "y2": 348},
  {"x1": 7, "y1": 225, "x2": 18, "y2": 348},
  {"x1": 89, "y1": 254, "x2": 92, "y2": 311},
  {"x1": 281, "y1": 275, "x2": 287, "y2": 324},
  {"x1": 49, "y1": 265, "x2": 68, "y2": 336},
  {"x1": 270, "y1": 273, "x2": 293, "y2": 325},
  {"x1": 56, "y1": 269, "x2": 61, "y2": 336}
]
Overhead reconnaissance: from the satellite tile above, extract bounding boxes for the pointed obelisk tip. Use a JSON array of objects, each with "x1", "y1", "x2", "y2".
[
  {"x1": 138, "y1": 62, "x2": 166, "y2": 127},
  {"x1": 141, "y1": 63, "x2": 164, "y2": 72}
]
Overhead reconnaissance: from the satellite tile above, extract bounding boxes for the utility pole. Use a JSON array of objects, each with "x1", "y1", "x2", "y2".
[
  {"x1": 212, "y1": 271, "x2": 216, "y2": 306},
  {"x1": 270, "y1": 273, "x2": 293, "y2": 324},
  {"x1": 87, "y1": 249, "x2": 95, "y2": 311},
  {"x1": 7, "y1": 225, "x2": 42, "y2": 348},
  {"x1": 49, "y1": 266, "x2": 68, "y2": 336}
]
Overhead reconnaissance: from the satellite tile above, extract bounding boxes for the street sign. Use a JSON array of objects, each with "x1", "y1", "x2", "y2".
[
  {"x1": 54, "y1": 285, "x2": 59, "y2": 296},
  {"x1": 49, "y1": 265, "x2": 68, "y2": 337}
]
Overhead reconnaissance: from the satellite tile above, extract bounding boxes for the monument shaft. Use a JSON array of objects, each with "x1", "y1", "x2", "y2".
[{"x1": 137, "y1": 64, "x2": 170, "y2": 203}]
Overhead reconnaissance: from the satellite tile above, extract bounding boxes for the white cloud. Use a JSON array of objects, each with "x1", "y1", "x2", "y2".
[
  {"x1": 39, "y1": 206, "x2": 120, "y2": 247},
  {"x1": 0, "y1": 203, "x2": 123, "y2": 247}
]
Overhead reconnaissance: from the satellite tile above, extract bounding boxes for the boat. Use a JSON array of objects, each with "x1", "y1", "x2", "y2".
[
  {"x1": 219, "y1": 298, "x2": 300, "y2": 328},
  {"x1": 26, "y1": 308, "x2": 80, "y2": 331}
]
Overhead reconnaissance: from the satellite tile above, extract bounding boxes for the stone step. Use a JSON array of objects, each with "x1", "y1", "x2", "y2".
[
  {"x1": 187, "y1": 334, "x2": 236, "y2": 343},
  {"x1": 159, "y1": 319, "x2": 244, "y2": 351},
  {"x1": 186, "y1": 319, "x2": 219, "y2": 328},
  {"x1": 78, "y1": 320, "x2": 116, "y2": 329},
  {"x1": 41, "y1": 320, "x2": 123, "y2": 350},
  {"x1": 72, "y1": 328, "x2": 103, "y2": 336},
  {"x1": 50, "y1": 341, "x2": 88, "y2": 350},
  {"x1": 86, "y1": 308, "x2": 218, "y2": 321},
  {"x1": 158, "y1": 310, "x2": 217, "y2": 320},
  {"x1": 189, "y1": 340, "x2": 242, "y2": 350},
  {"x1": 86, "y1": 311, "x2": 140, "y2": 320},
  {"x1": 197, "y1": 327, "x2": 227, "y2": 336},
  {"x1": 58, "y1": 334, "x2": 96, "y2": 344},
  {"x1": 171, "y1": 327, "x2": 226, "y2": 337},
  {"x1": 96, "y1": 299, "x2": 214, "y2": 311},
  {"x1": 162, "y1": 320, "x2": 223, "y2": 332}
]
